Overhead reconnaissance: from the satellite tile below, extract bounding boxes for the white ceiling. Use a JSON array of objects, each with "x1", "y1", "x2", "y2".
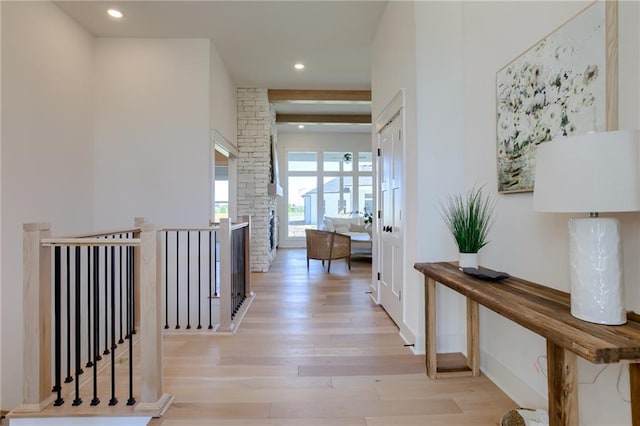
[{"x1": 54, "y1": 1, "x2": 385, "y2": 133}]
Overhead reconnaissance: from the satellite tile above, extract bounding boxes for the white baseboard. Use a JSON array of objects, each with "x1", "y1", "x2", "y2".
[
  {"x1": 9, "y1": 417, "x2": 151, "y2": 426},
  {"x1": 398, "y1": 324, "x2": 425, "y2": 355},
  {"x1": 480, "y1": 349, "x2": 547, "y2": 409}
]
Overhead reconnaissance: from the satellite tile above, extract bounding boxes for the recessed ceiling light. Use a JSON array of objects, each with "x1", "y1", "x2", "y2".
[
  {"x1": 294, "y1": 63, "x2": 305, "y2": 71},
  {"x1": 298, "y1": 124, "x2": 305, "y2": 129},
  {"x1": 107, "y1": 9, "x2": 124, "y2": 19}
]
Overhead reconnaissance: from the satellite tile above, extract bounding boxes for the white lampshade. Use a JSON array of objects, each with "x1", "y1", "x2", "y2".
[
  {"x1": 533, "y1": 130, "x2": 640, "y2": 213},
  {"x1": 533, "y1": 130, "x2": 640, "y2": 325}
]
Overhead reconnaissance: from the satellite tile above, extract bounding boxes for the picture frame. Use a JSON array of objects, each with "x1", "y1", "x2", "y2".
[{"x1": 496, "y1": 0, "x2": 618, "y2": 193}]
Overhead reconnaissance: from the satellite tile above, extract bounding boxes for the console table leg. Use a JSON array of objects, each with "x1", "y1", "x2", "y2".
[
  {"x1": 425, "y1": 277, "x2": 437, "y2": 379},
  {"x1": 630, "y1": 363, "x2": 640, "y2": 426},
  {"x1": 546, "y1": 340, "x2": 578, "y2": 426},
  {"x1": 467, "y1": 299, "x2": 479, "y2": 376}
]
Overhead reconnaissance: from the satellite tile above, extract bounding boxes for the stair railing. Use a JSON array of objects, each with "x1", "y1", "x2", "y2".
[
  {"x1": 15, "y1": 219, "x2": 173, "y2": 417},
  {"x1": 14, "y1": 215, "x2": 252, "y2": 419}
]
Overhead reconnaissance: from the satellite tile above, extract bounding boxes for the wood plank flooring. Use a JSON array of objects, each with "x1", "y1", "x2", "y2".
[
  {"x1": 151, "y1": 248, "x2": 517, "y2": 425},
  {"x1": 18, "y1": 248, "x2": 516, "y2": 425}
]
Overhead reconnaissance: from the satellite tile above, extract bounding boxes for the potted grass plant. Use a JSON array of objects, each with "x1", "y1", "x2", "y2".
[{"x1": 440, "y1": 186, "x2": 496, "y2": 269}]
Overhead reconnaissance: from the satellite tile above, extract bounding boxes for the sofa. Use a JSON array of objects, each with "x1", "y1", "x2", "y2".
[{"x1": 321, "y1": 216, "x2": 372, "y2": 255}]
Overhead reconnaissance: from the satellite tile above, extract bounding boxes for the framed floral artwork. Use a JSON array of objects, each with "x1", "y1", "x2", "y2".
[{"x1": 496, "y1": 0, "x2": 618, "y2": 193}]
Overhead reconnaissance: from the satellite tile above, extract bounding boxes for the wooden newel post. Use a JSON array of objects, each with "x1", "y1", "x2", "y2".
[
  {"x1": 242, "y1": 215, "x2": 251, "y2": 297},
  {"x1": 19, "y1": 223, "x2": 54, "y2": 412},
  {"x1": 134, "y1": 223, "x2": 174, "y2": 416},
  {"x1": 133, "y1": 217, "x2": 146, "y2": 332}
]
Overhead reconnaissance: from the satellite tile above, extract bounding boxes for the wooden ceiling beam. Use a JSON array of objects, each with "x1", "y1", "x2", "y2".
[
  {"x1": 276, "y1": 114, "x2": 371, "y2": 124},
  {"x1": 268, "y1": 89, "x2": 371, "y2": 103}
]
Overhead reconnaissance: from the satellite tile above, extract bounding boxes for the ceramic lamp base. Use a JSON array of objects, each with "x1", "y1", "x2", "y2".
[{"x1": 568, "y1": 217, "x2": 626, "y2": 325}]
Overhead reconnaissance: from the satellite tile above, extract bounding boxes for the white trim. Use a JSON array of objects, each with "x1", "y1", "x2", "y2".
[
  {"x1": 211, "y1": 129, "x2": 238, "y2": 221},
  {"x1": 374, "y1": 89, "x2": 407, "y2": 341},
  {"x1": 211, "y1": 129, "x2": 238, "y2": 157},
  {"x1": 399, "y1": 324, "x2": 425, "y2": 355},
  {"x1": 374, "y1": 89, "x2": 405, "y2": 133}
]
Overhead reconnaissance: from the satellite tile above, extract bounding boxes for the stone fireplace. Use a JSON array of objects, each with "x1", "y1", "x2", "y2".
[{"x1": 236, "y1": 88, "x2": 278, "y2": 272}]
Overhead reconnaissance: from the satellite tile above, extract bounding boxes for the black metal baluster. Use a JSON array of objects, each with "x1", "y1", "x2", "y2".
[
  {"x1": 175, "y1": 230, "x2": 180, "y2": 329},
  {"x1": 112, "y1": 235, "x2": 118, "y2": 350},
  {"x1": 208, "y1": 231, "x2": 213, "y2": 329},
  {"x1": 119, "y1": 235, "x2": 124, "y2": 344},
  {"x1": 95, "y1": 245, "x2": 102, "y2": 363},
  {"x1": 214, "y1": 230, "x2": 218, "y2": 297},
  {"x1": 103, "y1": 245, "x2": 110, "y2": 355},
  {"x1": 109, "y1": 245, "x2": 118, "y2": 406},
  {"x1": 230, "y1": 236, "x2": 235, "y2": 317},
  {"x1": 86, "y1": 246, "x2": 93, "y2": 368},
  {"x1": 131, "y1": 234, "x2": 136, "y2": 335},
  {"x1": 125, "y1": 243, "x2": 133, "y2": 339},
  {"x1": 91, "y1": 246, "x2": 100, "y2": 406},
  {"x1": 197, "y1": 231, "x2": 202, "y2": 329},
  {"x1": 53, "y1": 246, "x2": 64, "y2": 406},
  {"x1": 239, "y1": 231, "x2": 246, "y2": 310},
  {"x1": 73, "y1": 246, "x2": 83, "y2": 406},
  {"x1": 164, "y1": 231, "x2": 169, "y2": 329},
  {"x1": 186, "y1": 231, "x2": 191, "y2": 329},
  {"x1": 127, "y1": 244, "x2": 136, "y2": 406},
  {"x1": 65, "y1": 246, "x2": 73, "y2": 383},
  {"x1": 234, "y1": 231, "x2": 238, "y2": 315}
]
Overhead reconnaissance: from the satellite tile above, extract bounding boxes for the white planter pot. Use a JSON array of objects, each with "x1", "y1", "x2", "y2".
[{"x1": 459, "y1": 253, "x2": 478, "y2": 269}]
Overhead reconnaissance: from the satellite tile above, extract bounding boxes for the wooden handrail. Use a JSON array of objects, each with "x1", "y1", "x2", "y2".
[
  {"x1": 54, "y1": 227, "x2": 142, "y2": 239},
  {"x1": 41, "y1": 238, "x2": 140, "y2": 246},
  {"x1": 162, "y1": 226, "x2": 221, "y2": 232}
]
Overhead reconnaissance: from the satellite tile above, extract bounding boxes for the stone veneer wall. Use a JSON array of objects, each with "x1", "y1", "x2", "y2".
[{"x1": 237, "y1": 88, "x2": 277, "y2": 272}]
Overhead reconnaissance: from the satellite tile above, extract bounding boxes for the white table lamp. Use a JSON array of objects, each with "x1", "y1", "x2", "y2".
[{"x1": 533, "y1": 130, "x2": 640, "y2": 325}]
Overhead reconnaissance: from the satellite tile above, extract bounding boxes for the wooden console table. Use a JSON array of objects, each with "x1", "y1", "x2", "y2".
[{"x1": 414, "y1": 261, "x2": 640, "y2": 426}]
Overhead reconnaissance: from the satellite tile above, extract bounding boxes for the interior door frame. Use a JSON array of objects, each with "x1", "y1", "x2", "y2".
[
  {"x1": 211, "y1": 129, "x2": 238, "y2": 223},
  {"x1": 372, "y1": 90, "x2": 405, "y2": 304}
]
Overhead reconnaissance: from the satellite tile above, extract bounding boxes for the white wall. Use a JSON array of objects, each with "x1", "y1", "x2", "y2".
[
  {"x1": 413, "y1": 1, "x2": 469, "y2": 354},
  {"x1": 210, "y1": 42, "x2": 237, "y2": 147},
  {"x1": 1, "y1": 1, "x2": 95, "y2": 409},
  {"x1": 409, "y1": 1, "x2": 640, "y2": 424},
  {"x1": 94, "y1": 39, "x2": 211, "y2": 229},
  {"x1": 371, "y1": 1, "x2": 423, "y2": 347}
]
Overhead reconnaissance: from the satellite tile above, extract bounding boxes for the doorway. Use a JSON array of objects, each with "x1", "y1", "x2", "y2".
[
  {"x1": 375, "y1": 91, "x2": 405, "y2": 327},
  {"x1": 211, "y1": 130, "x2": 238, "y2": 223}
]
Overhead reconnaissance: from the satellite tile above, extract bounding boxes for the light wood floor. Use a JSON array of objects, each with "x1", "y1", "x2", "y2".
[
  {"x1": 150, "y1": 249, "x2": 516, "y2": 425},
  {"x1": 25, "y1": 248, "x2": 516, "y2": 425}
]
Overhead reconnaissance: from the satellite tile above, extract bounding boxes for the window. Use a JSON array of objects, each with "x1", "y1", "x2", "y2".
[
  {"x1": 288, "y1": 152, "x2": 317, "y2": 172},
  {"x1": 285, "y1": 149, "x2": 372, "y2": 239}
]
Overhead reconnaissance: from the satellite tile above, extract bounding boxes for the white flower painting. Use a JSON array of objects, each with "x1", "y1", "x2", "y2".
[{"x1": 496, "y1": 1, "x2": 606, "y2": 193}]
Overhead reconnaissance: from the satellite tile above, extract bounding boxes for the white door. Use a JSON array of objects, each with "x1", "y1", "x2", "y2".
[{"x1": 378, "y1": 113, "x2": 403, "y2": 326}]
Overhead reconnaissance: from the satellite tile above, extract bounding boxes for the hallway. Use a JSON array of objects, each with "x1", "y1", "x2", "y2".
[{"x1": 151, "y1": 249, "x2": 516, "y2": 425}]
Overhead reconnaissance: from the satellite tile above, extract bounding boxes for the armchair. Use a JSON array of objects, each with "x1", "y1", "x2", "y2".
[{"x1": 305, "y1": 229, "x2": 351, "y2": 272}]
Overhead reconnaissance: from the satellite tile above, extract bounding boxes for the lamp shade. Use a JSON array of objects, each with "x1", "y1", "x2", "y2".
[{"x1": 533, "y1": 130, "x2": 640, "y2": 213}]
